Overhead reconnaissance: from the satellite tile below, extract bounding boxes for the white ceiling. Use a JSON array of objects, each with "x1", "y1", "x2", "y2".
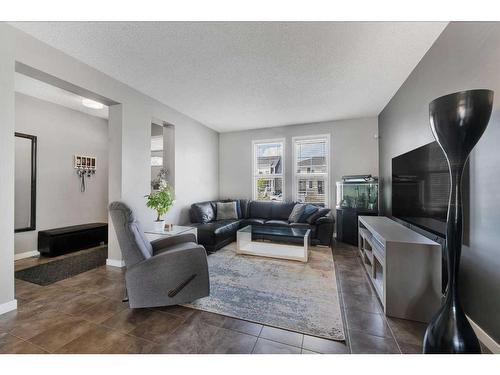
[
  {"x1": 11, "y1": 22, "x2": 447, "y2": 132},
  {"x1": 15, "y1": 73, "x2": 109, "y2": 119}
]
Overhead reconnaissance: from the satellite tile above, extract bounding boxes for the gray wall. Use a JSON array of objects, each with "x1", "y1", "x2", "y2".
[
  {"x1": 219, "y1": 117, "x2": 379, "y2": 206},
  {"x1": 0, "y1": 24, "x2": 16, "y2": 310},
  {"x1": 378, "y1": 22, "x2": 500, "y2": 341},
  {"x1": 14, "y1": 93, "x2": 109, "y2": 255},
  {"x1": 0, "y1": 23, "x2": 219, "y2": 309}
]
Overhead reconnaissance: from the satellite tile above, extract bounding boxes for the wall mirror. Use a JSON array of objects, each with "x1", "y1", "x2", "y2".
[{"x1": 15, "y1": 132, "x2": 37, "y2": 232}]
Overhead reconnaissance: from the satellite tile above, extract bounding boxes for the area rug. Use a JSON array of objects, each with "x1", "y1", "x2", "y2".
[
  {"x1": 15, "y1": 246, "x2": 108, "y2": 286},
  {"x1": 184, "y1": 242, "x2": 345, "y2": 341}
]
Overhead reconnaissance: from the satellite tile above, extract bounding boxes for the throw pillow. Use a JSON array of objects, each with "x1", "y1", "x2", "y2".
[
  {"x1": 235, "y1": 200, "x2": 242, "y2": 218},
  {"x1": 222, "y1": 199, "x2": 242, "y2": 218},
  {"x1": 191, "y1": 202, "x2": 215, "y2": 223},
  {"x1": 239, "y1": 199, "x2": 249, "y2": 219},
  {"x1": 299, "y1": 204, "x2": 319, "y2": 223},
  {"x1": 216, "y1": 201, "x2": 238, "y2": 220},
  {"x1": 288, "y1": 203, "x2": 306, "y2": 223},
  {"x1": 306, "y1": 208, "x2": 331, "y2": 224}
]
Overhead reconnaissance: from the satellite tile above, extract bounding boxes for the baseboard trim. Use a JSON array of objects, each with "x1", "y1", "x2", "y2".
[
  {"x1": 467, "y1": 315, "x2": 500, "y2": 354},
  {"x1": 0, "y1": 299, "x2": 18, "y2": 315},
  {"x1": 14, "y1": 250, "x2": 40, "y2": 261},
  {"x1": 106, "y1": 258, "x2": 125, "y2": 268}
]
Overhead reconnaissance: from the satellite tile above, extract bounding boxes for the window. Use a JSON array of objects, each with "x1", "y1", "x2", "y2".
[
  {"x1": 151, "y1": 134, "x2": 163, "y2": 166},
  {"x1": 293, "y1": 135, "x2": 330, "y2": 206},
  {"x1": 253, "y1": 140, "x2": 284, "y2": 201},
  {"x1": 150, "y1": 155, "x2": 163, "y2": 166}
]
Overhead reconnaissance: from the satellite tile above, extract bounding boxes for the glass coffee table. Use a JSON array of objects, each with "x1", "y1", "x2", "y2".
[
  {"x1": 144, "y1": 225, "x2": 197, "y2": 242},
  {"x1": 236, "y1": 225, "x2": 310, "y2": 262}
]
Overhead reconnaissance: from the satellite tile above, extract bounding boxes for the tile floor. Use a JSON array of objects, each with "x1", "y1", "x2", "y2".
[
  {"x1": 333, "y1": 241, "x2": 427, "y2": 353},
  {"x1": 1, "y1": 241, "x2": 430, "y2": 354}
]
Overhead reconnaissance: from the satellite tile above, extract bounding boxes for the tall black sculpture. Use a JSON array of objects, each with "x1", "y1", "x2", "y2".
[{"x1": 423, "y1": 89, "x2": 494, "y2": 354}]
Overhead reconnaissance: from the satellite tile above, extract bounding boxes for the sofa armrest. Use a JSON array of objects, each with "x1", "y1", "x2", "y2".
[
  {"x1": 315, "y1": 215, "x2": 334, "y2": 225},
  {"x1": 314, "y1": 214, "x2": 335, "y2": 246},
  {"x1": 150, "y1": 233, "x2": 197, "y2": 254}
]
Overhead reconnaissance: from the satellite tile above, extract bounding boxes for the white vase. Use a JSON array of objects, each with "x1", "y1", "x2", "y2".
[{"x1": 153, "y1": 220, "x2": 165, "y2": 232}]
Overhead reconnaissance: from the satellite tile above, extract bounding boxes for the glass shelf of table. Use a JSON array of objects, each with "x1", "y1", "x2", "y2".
[{"x1": 236, "y1": 225, "x2": 311, "y2": 262}]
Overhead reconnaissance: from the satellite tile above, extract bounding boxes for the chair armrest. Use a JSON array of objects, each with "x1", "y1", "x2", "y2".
[
  {"x1": 150, "y1": 233, "x2": 197, "y2": 254},
  {"x1": 128, "y1": 243, "x2": 206, "y2": 276}
]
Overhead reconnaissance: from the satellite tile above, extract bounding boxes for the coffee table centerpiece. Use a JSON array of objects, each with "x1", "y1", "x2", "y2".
[{"x1": 236, "y1": 225, "x2": 311, "y2": 262}]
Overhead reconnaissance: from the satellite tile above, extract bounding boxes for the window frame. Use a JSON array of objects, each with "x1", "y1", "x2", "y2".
[
  {"x1": 292, "y1": 134, "x2": 331, "y2": 207},
  {"x1": 252, "y1": 138, "x2": 286, "y2": 201}
]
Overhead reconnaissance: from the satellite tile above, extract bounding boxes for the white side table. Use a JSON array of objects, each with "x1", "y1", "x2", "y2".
[{"x1": 144, "y1": 225, "x2": 197, "y2": 243}]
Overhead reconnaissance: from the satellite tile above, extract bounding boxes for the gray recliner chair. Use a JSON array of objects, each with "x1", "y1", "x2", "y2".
[{"x1": 108, "y1": 201, "x2": 210, "y2": 308}]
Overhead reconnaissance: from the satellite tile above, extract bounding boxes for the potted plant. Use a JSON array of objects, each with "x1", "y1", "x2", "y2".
[{"x1": 145, "y1": 182, "x2": 175, "y2": 231}]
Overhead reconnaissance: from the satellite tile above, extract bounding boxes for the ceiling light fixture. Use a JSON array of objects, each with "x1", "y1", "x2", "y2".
[{"x1": 82, "y1": 98, "x2": 104, "y2": 109}]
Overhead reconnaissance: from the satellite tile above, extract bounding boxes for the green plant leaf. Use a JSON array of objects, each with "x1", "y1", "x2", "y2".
[{"x1": 145, "y1": 182, "x2": 175, "y2": 221}]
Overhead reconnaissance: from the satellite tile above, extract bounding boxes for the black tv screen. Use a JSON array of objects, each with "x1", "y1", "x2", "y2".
[{"x1": 392, "y1": 141, "x2": 469, "y2": 238}]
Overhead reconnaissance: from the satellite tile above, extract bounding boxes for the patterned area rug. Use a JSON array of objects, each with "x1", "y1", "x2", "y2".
[{"x1": 185, "y1": 242, "x2": 345, "y2": 341}]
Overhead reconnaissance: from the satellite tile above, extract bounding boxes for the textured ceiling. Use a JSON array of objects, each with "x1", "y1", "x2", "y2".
[
  {"x1": 15, "y1": 73, "x2": 109, "y2": 119},
  {"x1": 11, "y1": 22, "x2": 447, "y2": 132}
]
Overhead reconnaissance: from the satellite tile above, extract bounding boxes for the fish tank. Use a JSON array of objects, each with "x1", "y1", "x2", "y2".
[{"x1": 336, "y1": 176, "x2": 378, "y2": 211}]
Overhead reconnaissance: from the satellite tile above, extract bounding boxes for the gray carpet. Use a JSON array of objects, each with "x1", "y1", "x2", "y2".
[
  {"x1": 15, "y1": 246, "x2": 108, "y2": 286},
  {"x1": 185, "y1": 242, "x2": 345, "y2": 341}
]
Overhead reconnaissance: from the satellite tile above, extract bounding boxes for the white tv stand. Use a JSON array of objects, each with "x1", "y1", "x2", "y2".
[{"x1": 358, "y1": 216, "x2": 442, "y2": 322}]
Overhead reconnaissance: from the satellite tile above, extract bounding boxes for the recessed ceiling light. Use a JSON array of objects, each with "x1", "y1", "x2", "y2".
[{"x1": 82, "y1": 98, "x2": 104, "y2": 109}]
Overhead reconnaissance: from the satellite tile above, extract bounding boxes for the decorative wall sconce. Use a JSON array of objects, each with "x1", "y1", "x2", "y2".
[{"x1": 74, "y1": 155, "x2": 97, "y2": 192}]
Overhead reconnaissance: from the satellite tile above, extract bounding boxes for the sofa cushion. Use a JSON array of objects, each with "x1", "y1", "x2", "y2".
[
  {"x1": 306, "y1": 208, "x2": 331, "y2": 224},
  {"x1": 288, "y1": 203, "x2": 306, "y2": 223},
  {"x1": 299, "y1": 204, "x2": 319, "y2": 223},
  {"x1": 270, "y1": 201, "x2": 296, "y2": 220},
  {"x1": 216, "y1": 201, "x2": 238, "y2": 220},
  {"x1": 240, "y1": 218, "x2": 266, "y2": 227},
  {"x1": 248, "y1": 201, "x2": 273, "y2": 219},
  {"x1": 190, "y1": 201, "x2": 216, "y2": 223},
  {"x1": 264, "y1": 219, "x2": 290, "y2": 227}
]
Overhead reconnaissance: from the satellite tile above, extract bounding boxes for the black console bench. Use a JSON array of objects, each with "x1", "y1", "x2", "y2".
[{"x1": 38, "y1": 223, "x2": 108, "y2": 257}]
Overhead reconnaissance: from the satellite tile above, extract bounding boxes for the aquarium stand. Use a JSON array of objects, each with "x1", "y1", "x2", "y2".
[{"x1": 336, "y1": 207, "x2": 377, "y2": 245}]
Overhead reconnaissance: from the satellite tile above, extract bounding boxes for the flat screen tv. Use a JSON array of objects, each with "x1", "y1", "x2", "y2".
[{"x1": 392, "y1": 141, "x2": 469, "y2": 239}]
